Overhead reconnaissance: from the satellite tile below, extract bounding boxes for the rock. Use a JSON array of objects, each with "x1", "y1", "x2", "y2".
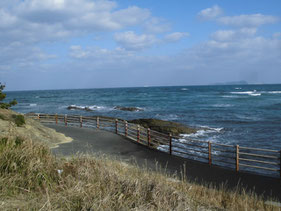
[
  {"x1": 114, "y1": 106, "x2": 143, "y2": 112},
  {"x1": 67, "y1": 105, "x2": 93, "y2": 111},
  {"x1": 128, "y1": 119, "x2": 197, "y2": 135}
]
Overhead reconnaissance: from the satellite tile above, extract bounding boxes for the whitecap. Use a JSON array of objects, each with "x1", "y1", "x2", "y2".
[
  {"x1": 261, "y1": 91, "x2": 281, "y2": 94},
  {"x1": 180, "y1": 130, "x2": 210, "y2": 139},
  {"x1": 181, "y1": 88, "x2": 188, "y2": 91},
  {"x1": 235, "y1": 87, "x2": 242, "y2": 90},
  {"x1": 212, "y1": 104, "x2": 233, "y2": 108},
  {"x1": 179, "y1": 126, "x2": 224, "y2": 139},
  {"x1": 222, "y1": 95, "x2": 238, "y2": 98},
  {"x1": 155, "y1": 114, "x2": 179, "y2": 121},
  {"x1": 230, "y1": 90, "x2": 261, "y2": 96},
  {"x1": 67, "y1": 104, "x2": 113, "y2": 111},
  {"x1": 249, "y1": 93, "x2": 261, "y2": 96},
  {"x1": 29, "y1": 103, "x2": 37, "y2": 107}
]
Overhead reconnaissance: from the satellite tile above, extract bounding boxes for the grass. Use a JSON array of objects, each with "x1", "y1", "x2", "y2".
[
  {"x1": 0, "y1": 113, "x2": 6, "y2": 120},
  {"x1": 0, "y1": 136, "x2": 279, "y2": 210},
  {"x1": 11, "y1": 114, "x2": 25, "y2": 127}
]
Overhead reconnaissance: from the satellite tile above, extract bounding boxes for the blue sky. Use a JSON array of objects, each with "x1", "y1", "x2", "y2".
[{"x1": 0, "y1": 0, "x2": 280, "y2": 91}]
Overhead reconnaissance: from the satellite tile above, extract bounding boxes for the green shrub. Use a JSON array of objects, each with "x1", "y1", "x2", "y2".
[
  {"x1": 0, "y1": 113, "x2": 5, "y2": 120},
  {"x1": 0, "y1": 83, "x2": 17, "y2": 109},
  {"x1": 12, "y1": 114, "x2": 25, "y2": 127}
]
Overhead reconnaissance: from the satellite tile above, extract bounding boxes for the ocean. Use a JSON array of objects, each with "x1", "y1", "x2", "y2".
[{"x1": 5, "y1": 84, "x2": 281, "y2": 151}]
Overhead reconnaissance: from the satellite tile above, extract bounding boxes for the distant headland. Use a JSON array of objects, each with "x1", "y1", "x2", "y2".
[{"x1": 211, "y1": 80, "x2": 248, "y2": 85}]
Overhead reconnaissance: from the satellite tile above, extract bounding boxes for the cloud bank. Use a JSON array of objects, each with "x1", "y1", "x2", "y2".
[{"x1": 0, "y1": 1, "x2": 281, "y2": 90}]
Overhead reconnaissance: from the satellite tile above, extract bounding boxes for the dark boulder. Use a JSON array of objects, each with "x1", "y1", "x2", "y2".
[
  {"x1": 114, "y1": 106, "x2": 144, "y2": 112},
  {"x1": 128, "y1": 118, "x2": 197, "y2": 135}
]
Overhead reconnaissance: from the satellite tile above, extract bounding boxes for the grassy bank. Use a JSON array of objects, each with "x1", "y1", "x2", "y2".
[
  {"x1": 0, "y1": 108, "x2": 72, "y2": 148},
  {"x1": 0, "y1": 136, "x2": 278, "y2": 210}
]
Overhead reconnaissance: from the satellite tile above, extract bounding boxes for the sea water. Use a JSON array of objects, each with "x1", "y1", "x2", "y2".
[{"x1": 5, "y1": 84, "x2": 281, "y2": 150}]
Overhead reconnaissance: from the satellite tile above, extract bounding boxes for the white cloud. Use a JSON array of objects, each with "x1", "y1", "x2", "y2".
[
  {"x1": 70, "y1": 45, "x2": 134, "y2": 60},
  {"x1": 211, "y1": 28, "x2": 257, "y2": 41},
  {"x1": 164, "y1": 32, "x2": 189, "y2": 42},
  {"x1": 66, "y1": 30, "x2": 281, "y2": 85},
  {"x1": 198, "y1": 5, "x2": 223, "y2": 20},
  {"x1": 0, "y1": 0, "x2": 156, "y2": 46},
  {"x1": 112, "y1": 6, "x2": 150, "y2": 27},
  {"x1": 114, "y1": 31, "x2": 157, "y2": 50},
  {"x1": 0, "y1": 42, "x2": 56, "y2": 74},
  {"x1": 143, "y1": 17, "x2": 171, "y2": 33},
  {"x1": 0, "y1": 0, "x2": 167, "y2": 74},
  {"x1": 218, "y1": 14, "x2": 279, "y2": 27}
]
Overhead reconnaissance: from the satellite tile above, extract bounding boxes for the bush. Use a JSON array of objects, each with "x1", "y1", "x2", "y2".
[
  {"x1": 12, "y1": 114, "x2": 25, "y2": 127},
  {"x1": 0, "y1": 83, "x2": 17, "y2": 109},
  {"x1": 0, "y1": 114, "x2": 5, "y2": 120}
]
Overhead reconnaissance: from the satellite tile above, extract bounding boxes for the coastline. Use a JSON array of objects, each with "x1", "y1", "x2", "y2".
[{"x1": 48, "y1": 124, "x2": 281, "y2": 201}]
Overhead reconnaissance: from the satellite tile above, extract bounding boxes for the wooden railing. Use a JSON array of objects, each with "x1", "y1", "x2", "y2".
[{"x1": 26, "y1": 113, "x2": 281, "y2": 178}]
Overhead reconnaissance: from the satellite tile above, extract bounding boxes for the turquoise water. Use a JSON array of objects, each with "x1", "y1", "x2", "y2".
[{"x1": 5, "y1": 84, "x2": 281, "y2": 150}]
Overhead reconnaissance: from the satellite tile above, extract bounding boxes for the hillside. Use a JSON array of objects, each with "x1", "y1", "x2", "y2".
[
  {"x1": 0, "y1": 108, "x2": 72, "y2": 148},
  {"x1": 0, "y1": 109, "x2": 278, "y2": 210}
]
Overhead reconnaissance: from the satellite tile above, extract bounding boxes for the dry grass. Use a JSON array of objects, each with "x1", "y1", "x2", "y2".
[
  {"x1": 0, "y1": 136, "x2": 279, "y2": 211},
  {"x1": 0, "y1": 108, "x2": 72, "y2": 148}
]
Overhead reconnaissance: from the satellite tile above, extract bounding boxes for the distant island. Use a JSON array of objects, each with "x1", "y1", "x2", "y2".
[{"x1": 211, "y1": 80, "x2": 248, "y2": 85}]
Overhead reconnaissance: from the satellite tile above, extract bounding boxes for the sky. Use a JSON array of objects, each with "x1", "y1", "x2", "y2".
[{"x1": 0, "y1": 0, "x2": 281, "y2": 91}]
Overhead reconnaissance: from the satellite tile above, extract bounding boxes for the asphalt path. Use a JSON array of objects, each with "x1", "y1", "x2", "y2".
[{"x1": 47, "y1": 124, "x2": 281, "y2": 201}]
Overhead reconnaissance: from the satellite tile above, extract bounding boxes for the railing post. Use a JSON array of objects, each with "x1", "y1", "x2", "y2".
[
  {"x1": 38, "y1": 114, "x2": 40, "y2": 121},
  {"x1": 115, "y1": 119, "x2": 118, "y2": 134},
  {"x1": 80, "y1": 116, "x2": 83, "y2": 128},
  {"x1": 236, "y1": 145, "x2": 239, "y2": 172},
  {"x1": 96, "y1": 117, "x2": 99, "y2": 129},
  {"x1": 208, "y1": 141, "x2": 212, "y2": 165},
  {"x1": 137, "y1": 125, "x2": 140, "y2": 143},
  {"x1": 55, "y1": 113, "x2": 58, "y2": 124},
  {"x1": 124, "y1": 121, "x2": 128, "y2": 137},
  {"x1": 64, "y1": 114, "x2": 67, "y2": 127},
  {"x1": 147, "y1": 128, "x2": 151, "y2": 147},
  {"x1": 169, "y1": 133, "x2": 172, "y2": 155}
]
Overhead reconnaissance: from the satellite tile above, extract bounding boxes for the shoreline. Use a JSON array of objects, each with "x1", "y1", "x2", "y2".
[{"x1": 47, "y1": 124, "x2": 281, "y2": 201}]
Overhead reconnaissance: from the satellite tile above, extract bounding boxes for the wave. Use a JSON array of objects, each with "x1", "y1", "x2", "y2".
[
  {"x1": 212, "y1": 104, "x2": 233, "y2": 108},
  {"x1": 179, "y1": 126, "x2": 224, "y2": 139},
  {"x1": 222, "y1": 95, "x2": 239, "y2": 98},
  {"x1": 29, "y1": 103, "x2": 37, "y2": 107},
  {"x1": 235, "y1": 87, "x2": 242, "y2": 90},
  {"x1": 67, "y1": 104, "x2": 112, "y2": 111},
  {"x1": 230, "y1": 90, "x2": 261, "y2": 96},
  {"x1": 155, "y1": 114, "x2": 179, "y2": 121},
  {"x1": 181, "y1": 88, "x2": 188, "y2": 91},
  {"x1": 67, "y1": 104, "x2": 145, "y2": 112},
  {"x1": 230, "y1": 90, "x2": 281, "y2": 97},
  {"x1": 261, "y1": 91, "x2": 281, "y2": 94}
]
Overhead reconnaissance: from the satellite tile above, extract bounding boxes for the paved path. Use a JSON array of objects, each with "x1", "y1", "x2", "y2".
[{"x1": 48, "y1": 124, "x2": 281, "y2": 201}]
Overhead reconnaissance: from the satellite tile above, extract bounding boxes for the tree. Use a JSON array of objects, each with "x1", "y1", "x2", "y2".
[{"x1": 0, "y1": 83, "x2": 17, "y2": 109}]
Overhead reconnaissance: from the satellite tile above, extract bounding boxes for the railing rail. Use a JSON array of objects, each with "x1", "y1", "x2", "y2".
[{"x1": 26, "y1": 113, "x2": 281, "y2": 178}]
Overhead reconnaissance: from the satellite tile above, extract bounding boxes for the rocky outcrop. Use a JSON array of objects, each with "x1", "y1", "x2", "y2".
[
  {"x1": 114, "y1": 106, "x2": 144, "y2": 112},
  {"x1": 67, "y1": 105, "x2": 93, "y2": 111},
  {"x1": 128, "y1": 119, "x2": 197, "y2": 135}
]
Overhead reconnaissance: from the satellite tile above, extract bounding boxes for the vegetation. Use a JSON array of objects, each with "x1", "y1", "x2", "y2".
[
  {"x1": 0, "y1": 83, "x2": 17, "y2": 109},
  {"x1": 0, "y1": 135, "x2": 277, "y2": 210},
  {"x1": 12, "y1": 114, "x2": 25, "y2": 127}
]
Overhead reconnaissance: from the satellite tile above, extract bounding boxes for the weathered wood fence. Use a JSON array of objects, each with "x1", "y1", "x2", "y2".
[{"x1": 26, "y1": 113, "x2": 281, "y2": 178}]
